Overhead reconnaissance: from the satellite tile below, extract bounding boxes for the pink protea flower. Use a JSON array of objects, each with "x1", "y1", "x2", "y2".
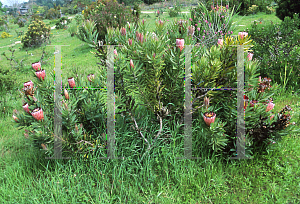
[
  {"x1": 247, "y1": 52, "x2": 253, "y2": 61},
  {"x1": 23, "y1": 103, "x2": 30, "y2": 113},
  {"x1": 244, "y1": 95, "x2": 249, "y2": 110},
  {"x1": 64, "y1": 89, "x2": 69, "y2": 100},
  {"x1": 68, "y1": 77, "x2": 76, "y2": 88},
  {"x1": 12, "y1": 115, "x2": 19, "y2": 122},
  {"x1": 87, "y1": 74, "x2": 94, "y2": 82},
  {"x1": 217, "y1": 38, "x2": 223, "y2": 46},
  {"x1": 114, "y1": 49, "x2": 118, "y2": 56},
  {"x1": 31, "y1": 108, "x2": 44, "y2": 121},
  {"x1": 226, "y1": 5, "x2": 229, "y2": 9},
  {"x1": 157, "y1": 10, "x2": 160, "y2": 15},
  {"x1": 270, "y1": 115, "x2": 275, "y2": 120},
  {"x1": 35, "y1": 69, "x2": 46, "y2": 80},
  {"x1": 266, "y1": 102, "x2": 275, "y2": 112},
  {"x1": 130, "y1": 59, "x2": 134, "y2": 69},
  {"x1": 128, "y1": 38, "x2": 132, "y2": 46},
  {"x1": 258, "y1": 76, "x2": 262, "y2": 82},
  {"x1": 189, "y1": 18, "x2": 192, "y2": 21},
  {"x1": 176, "y1": 38, "x2": 184, "y2": 52},
  {"x1": 24, "y1": 80, "x2": 34, "y2": 89},
  {"x1": 120, "y1": 27, "x2": 126, "y2": 36},
  {"x1": 238, "y1": 32, "x2": 248, "y2": 39},
  {"x1": 31, "y1": 61, "x2": 41, "y2": 71},
  {"x1": 203, "y1": 112, "x2": 216, "y2": 127}
]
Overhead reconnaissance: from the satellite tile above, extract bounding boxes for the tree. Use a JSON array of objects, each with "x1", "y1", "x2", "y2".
[
  {"x1": 276, "y1": 0, "x2": 300, "y2": 22},
  {"x1": 0, "y1": 2, "x2": 8, "y2": 13}
]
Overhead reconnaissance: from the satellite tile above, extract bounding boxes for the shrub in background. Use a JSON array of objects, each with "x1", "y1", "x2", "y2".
[
  {"x1": 21, "y1": 20, "x2": 51, "y2": 48},
  {"x1": 247, "y1": 13, "x2": 300, "y2": 90},
  {"x1": 55, "y1": 16, "x2": 71, "y2": 29},
  {"x1": 45, "y1": 8, "x2": 61, "y2": 20},
  {"x1": 168, "y1": 4, "x2": 181, "y2": 17},
  {"x1": 83, "y1": 0, "x2": 139, "y2": 45},
  {"x1": 276, "y1": 0, "x2": 300, "y2": 28},
  {"x1": 190, "y1": 2, "x2": 238, "y2": 50},
  {"x1": 266, "y1": 5, "x2": 276, "y2": 14}
]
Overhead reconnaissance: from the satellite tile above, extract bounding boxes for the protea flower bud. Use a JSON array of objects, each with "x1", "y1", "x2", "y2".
[
  {"x1": 13, "y1": 115, "x2": 19, "y2": 122},
  {"x1": 238, "y1": 32, "x2": 248, "y2": 39},
  {"x1": 157, "y1": 10, "x2": 160, "y2": 15},
  {"x1": 23, "y1": 103, "x2": 30, "y2": 113},
  {"x1": 176, "y1": 38, "x2": 184, "y2": 52},
  {"x1": 247, "y1": 52, "x2": 253, "y2": 61},
  {"x1": 75, "y1": 123, "x2": 79, "y2": 132},
  {"x1": 203, "y1": 112, "x2": 216, "y2": 127},
  {"x1": 23, "y1": 80, "x2": 34, "y2": 96},
  {"x1": 130, "y1": 59, "x2": 134, "y2": 69},
  {"x1": 217, "y1": 38, "x2": 223, "y2": 46},
  {"x1": 270, "y1": 115, "x2": 275, "y2": 120},
  {"x1": 187, "y1": 25, "x2": 195, "y2": 36},
  {"x1": 87, "y1": 74, "x2": 94, "y2": 82},
  {"x1": 244, "y1": 95, "x2": 249, "y2": 110},
  {"x1": 258, "y1": 76, "x2": 261, "y2": 82},
  {"x1": 41, "y1": 143, "x2": 48, "y2": 150},
  {"x1": 31, "y1": 108, "x2": 44, "y2": 121},
  {"x1": 128, "y1": 38, "x2": 132, "y2": 46},
  {"x1": 158, "y1": 19, "x2": 163, "y2": 25},
  {"x1": 266, "y1": 102, "x2": 275, "y2": 112},
  {"x1": 24, "y1": 80, "x2": 34, "y2": 89},
  {"x1": 204, "y1": 96, "x2": 209, "y2": 107},
  {"x1": 153, "y1": 53, "x2": 156, "y2": 58},
  {"x1": 142, "y1": 19, "x2": 144, "y2": 25},
  {"x1": 64, "y1": 89, "x2": 69, "y2": 100},
  {"x1": 35, "y1": 69, "x2": 46, "y2": 80},
  {"x1": 120, "y1": 27, "x2": 126, "y2": 36},
  {"x1": 68, "y1": 77, "x2": 76, "y2": 88},
  {"x1": 127, "y1": 22, "x2": 130, "y2": 30},
  {"x1": 114, "y1": 49, "x2": 118, "y2": 56},
  {"x1": 31, "y1": 61, "x2": 41, "y2": 71},
  {"x1": 24, "y1": 133, "x2": 29, "y2": 139}
]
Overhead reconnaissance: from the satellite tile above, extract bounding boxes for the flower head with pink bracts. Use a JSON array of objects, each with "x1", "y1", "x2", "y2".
[
  {"x1": 203, "y1": 112, "x2": 216, "y2": 127},
  {"x1": 176, "y1": 38, "x2": 184, "y2": 52},
  {"x1": 266, "y1": 102, "x2": 275, "y2": 112},
  {"x1": 68, "y1": 77, "x2": 76, "y2": 88},
  {"x1": 238, "y1": 32, "x2": 248, "y2": 39},
  {"x1": 217, "y1": 39, "x2": 223, "y2": 46},
  {"x1": 23, "y1": 103, "x2": 30, "y2": 114},
  {"x1": 130, "y1": 59, "x2": 134, "y2": 69},
  {"x1": 32, "y1": 61, "x2": 41, "y2": 71},
  {"x1": 247, "y1": 52, "x2": 253, "y2": 61},
  {"x1": 35, "y1": 69, "x2": 46, "y2": 80},
  {"x1": 31, "y1": 108, "x2": 44, "y2": 121}
]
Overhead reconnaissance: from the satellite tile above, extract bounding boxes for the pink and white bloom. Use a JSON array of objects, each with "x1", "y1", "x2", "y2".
[
  {"x1": 203, "y1": 112, "x2": 216, "y2": 127},
  {"x1": 128, "y1": 38, "x2": 132, "y2": 46},
  {"x1": 130, "y1": 59, "x2": 134, "y2": 69},
  {"x1": 24, "y1": 80, "x2": 34, "y2": 89},
  {"x1": 23, "y1": 103, "x2": 30, "y2": 114},
  {"x1": 266, "y1": 102, "x2": 275, "y2": 112},
  {"x1": 114, "y1": 49, "x2": 118, "y2": 56},
  {"x1": 238, "y1": 32, "x2": 248, "y2": 39},
  {"x1": 258, "y1": 76, "x2": 261, "y2": 82},
  {"x1": 35, "y1": 69, "x2": 46, "y2": 80},
  {"x1": 120, "y1": 27, "x2": 126, "y2": 36},
  {"x1": 247, "y1": 52, "x2": 254, "y2": 61},
  {"x1": 64, "y1": 89, "x2": 69, "y2": 100},
  {"x1": 13, "y1": 115, "x2": 19, "y2": 122},
  {"x1": 31, "y1": 108, "x2": 44, "y2": 121},
  {"x1": 32, "y1": 61, "x2": 41, "y2": 71},
  {"x1": 176, "y1": 38, "x2": 184, "y2": 52},
  {"x1": 68, "y1": 77, "x2": 76, "y2": 88},
  {"x1": 87, "y1": 74, "x2": 94, "y2": 82},
  {"x1": 217, "y1": 39, "x2": 223, "y2": 46}
]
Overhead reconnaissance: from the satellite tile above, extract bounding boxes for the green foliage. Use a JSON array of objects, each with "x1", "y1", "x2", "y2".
[
  {"x1": 275, "y1": 0, "x2": 300, "y2": 27},
  {"x1": 55, "y1": 16, "x2": 71, "y2": 29},
  {"x1": 21, "y1": 20, "x2": 51, "y2": 48},
  {"x1": 67, "y1": 21, "x2": 77, "y2": 37},
  {"x1": 168, "y1": 5, "x2": 181, "y2": 17},
  {"x1": 83, "y1": 0, "x2": 139, "y2": 44},
  {"x1": 74, "y1": 13, "x2": 84, "y2": 24},
  {"x1": 266, "y1": 6, "x2": 275, "y2": 14},
  {"x1": 132, "y1": 2, "x2": 141, "y2": 19},
  {"x1": 247, "y1": 13, "x2": 300, "y2": 90},
  {"x1": 45, "y1": 8, "x2": 61, "y2": 19},
  {"x1": 75, "y1": 19, "x2": 98, "y2": 46},
  {"x1": 247, "y1": 4, "x2": 259, "y2": 15}
]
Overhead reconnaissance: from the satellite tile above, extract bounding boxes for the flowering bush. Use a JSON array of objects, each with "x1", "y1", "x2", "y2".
[
  {"x1": 82, "y1": 0, "x2": 138, "y2": 45},
  {"x1": 21, "y1": 19, "x2": 51, "y2": 48},
  {"x1": 266, "y1": 6, "x2": 275, "y2": 14},
  {"x1": 247, "y1": 13, "x2": 300, "y2": 90},
  {"x1": 190, "y1": 2, "x2": 237, "y2": 49},
  {"x1": 0, "y1": 31, "x2": 12, "y2": 38},
  {"x1": 55, "y1": 17, "x2": 71, "y2": 29},
  {"x1": 247, "y1": 4, "x2": 258, "y2": 15},
  {"x1": 168, "y1": 5, "x2": 181, "y2": 17}
]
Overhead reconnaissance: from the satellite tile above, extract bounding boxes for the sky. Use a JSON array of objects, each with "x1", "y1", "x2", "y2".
[{"x1": 1, "y1": 0, "x2": 29, "y2": 7}]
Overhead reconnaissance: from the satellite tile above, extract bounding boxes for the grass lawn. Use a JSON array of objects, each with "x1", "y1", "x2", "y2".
[{"x1": 0, "y1": 4, "x2": 299, "y2": 203}]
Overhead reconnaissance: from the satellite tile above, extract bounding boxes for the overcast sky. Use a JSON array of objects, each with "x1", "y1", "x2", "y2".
[{"x1": 1, "y1": 0, "x2": 29, "y2": 6}]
